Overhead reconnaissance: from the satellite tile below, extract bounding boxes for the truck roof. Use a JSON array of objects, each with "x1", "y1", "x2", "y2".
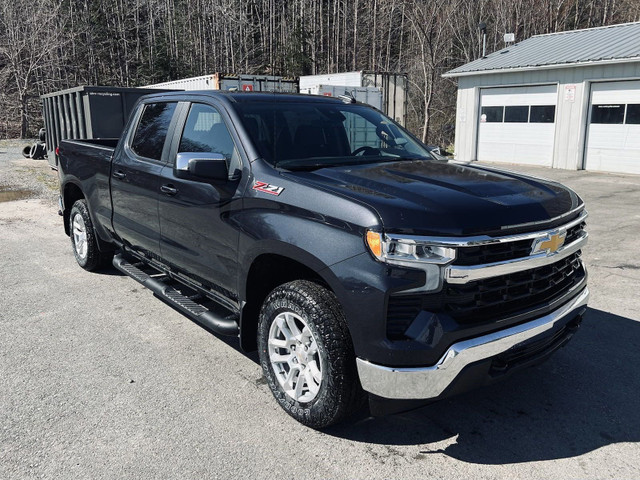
[{"x1": 140, "y1": 90, "x2": 349, "y2": 105}]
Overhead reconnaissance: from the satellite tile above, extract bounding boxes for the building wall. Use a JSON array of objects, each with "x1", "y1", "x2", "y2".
[{"x1": 452, "y1": 61, "x2": 640, "y2": 169}]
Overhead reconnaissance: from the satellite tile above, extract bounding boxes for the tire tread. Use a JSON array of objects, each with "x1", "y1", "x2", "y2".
[
  {"x1": 70, "y1": 200, "x2": 112, "y2": 271},
  {"x1": 258, "y1": 280, "x2": 364, "y2": 429}
]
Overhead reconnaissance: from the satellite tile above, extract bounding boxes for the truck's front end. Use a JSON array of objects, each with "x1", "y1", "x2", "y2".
[
  {"x1": 353, "y1": 207, "x2": 588, "y2": 403},
  {"x1": 227, "y1": 92, "x2": 588, "y2": 424}
]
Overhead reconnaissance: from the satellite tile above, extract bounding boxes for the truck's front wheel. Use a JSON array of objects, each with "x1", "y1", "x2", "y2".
[
  {"x1": 69, "y1": 200, "x2": 111, "y2": 271},
  {"x1": 257, "y1": 280, "x2": 363, "y2": 429}
]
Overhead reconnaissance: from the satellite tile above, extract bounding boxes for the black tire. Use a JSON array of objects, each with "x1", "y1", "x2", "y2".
[
  {"x1": 257, "y1": 280, "x2": 363, "y2": 429},
  {"x1": 31, "y1": 143, "x2": 46, "y2": 160},
  {"x1": 69, "y1": 200, "x2": 112, "y2": 271},
  {"x1": 21, "y1": 146, "x2": 31, "y2": 158}
]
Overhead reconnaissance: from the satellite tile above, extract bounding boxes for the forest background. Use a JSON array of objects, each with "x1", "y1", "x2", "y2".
[{"x1": 1, "y1": 0, "x2": 639, "y2": 147}]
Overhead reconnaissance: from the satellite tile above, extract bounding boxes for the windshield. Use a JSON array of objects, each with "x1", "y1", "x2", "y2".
[{"x1": 234, "y1": 101, "x2": 435, "y2": 170}]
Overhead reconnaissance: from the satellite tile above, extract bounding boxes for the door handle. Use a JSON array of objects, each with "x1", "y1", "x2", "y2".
[
  {"x1": 112, "y1": 170, "x2": 126, "y2": 179},
  {"x1": 160, "y1": 184, "x2": 178, "y2": 196}
]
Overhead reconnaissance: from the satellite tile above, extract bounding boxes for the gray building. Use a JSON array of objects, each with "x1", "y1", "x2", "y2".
[{"x1": 444, "y1": 22, "x2": 640, "y2": 175}]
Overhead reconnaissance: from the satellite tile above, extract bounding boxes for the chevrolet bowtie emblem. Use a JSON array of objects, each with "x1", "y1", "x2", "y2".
[{"x1": 532, "y1": 231, "x2": 566, "y2": 255}]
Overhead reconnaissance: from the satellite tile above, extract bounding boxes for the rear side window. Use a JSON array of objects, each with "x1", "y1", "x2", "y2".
[{"x1": 131, "y1": 102, "x2": 177, "y2": 160}]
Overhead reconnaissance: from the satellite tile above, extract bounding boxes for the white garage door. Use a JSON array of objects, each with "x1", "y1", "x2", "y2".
[
  {"x1": 477, "y1": 85, "x2": 557, "y2": 166},
  {"x1": 585, "y1": 80, "x2": 640, "y2": 175}
]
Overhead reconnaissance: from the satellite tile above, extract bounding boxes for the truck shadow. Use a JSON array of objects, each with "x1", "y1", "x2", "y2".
[{"x1": 324, "y1": 307, "x2": 640, "y2": 464}]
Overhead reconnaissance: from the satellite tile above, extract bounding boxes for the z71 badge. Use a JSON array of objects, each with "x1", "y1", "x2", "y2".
[{"x1": 253, "y1": 181, "x2": 284, "y2": 196}]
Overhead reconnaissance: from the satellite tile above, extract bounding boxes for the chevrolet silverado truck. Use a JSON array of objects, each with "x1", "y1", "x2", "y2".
[{"x1": 57, "y1": 91, "x2": 589, "y2": 428}]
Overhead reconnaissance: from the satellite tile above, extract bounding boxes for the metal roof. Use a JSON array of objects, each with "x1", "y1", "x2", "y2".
[{"x1": 444, "y1": 22, "x2": 640, "y2": 77}]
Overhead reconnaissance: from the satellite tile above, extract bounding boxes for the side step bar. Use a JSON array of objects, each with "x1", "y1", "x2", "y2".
[{"x1": 113, "y1": 253, "x2": 239, "y2": 336}]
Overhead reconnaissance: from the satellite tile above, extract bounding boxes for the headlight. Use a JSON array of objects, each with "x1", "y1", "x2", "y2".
[
  {"x1": 366, "y1": 231, "x2": 456, "y2": 264},
  {"x1": 365, "y1": 230, "x2": 456, "y2": 292}
]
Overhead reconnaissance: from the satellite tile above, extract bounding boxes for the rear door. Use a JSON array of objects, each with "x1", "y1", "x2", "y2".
[
  {"x1": 158, "y1": 101, "x2": 245, "y2": 297},
  {"x1": 111, "y1": 101, "x2": 180, "y2": 258}
]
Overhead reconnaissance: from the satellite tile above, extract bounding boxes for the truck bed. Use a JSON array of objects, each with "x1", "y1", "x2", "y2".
[{"x1": 58, "y1": 138, "x2": 119, "y2": 240}]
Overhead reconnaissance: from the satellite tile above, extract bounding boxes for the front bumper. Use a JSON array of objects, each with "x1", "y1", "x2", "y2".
[{"x1": 356, "y1": 286, "x2": 589, "y2": 400}]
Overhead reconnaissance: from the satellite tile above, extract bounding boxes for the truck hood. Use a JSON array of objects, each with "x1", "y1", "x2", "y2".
[{"x1": 284, "y1": 160, "x2": 583, "y2": 236}]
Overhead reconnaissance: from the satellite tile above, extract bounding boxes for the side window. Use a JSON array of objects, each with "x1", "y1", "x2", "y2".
[
  {"x1": 131, "y1": 102, "x2": 177, "y2": 161},
  {"x1": 179, "y1": 103, "x2": 237, "y2": 160}
]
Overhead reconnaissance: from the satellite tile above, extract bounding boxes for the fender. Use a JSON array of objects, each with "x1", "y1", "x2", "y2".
[
  {"x1": 236, "y1": 210, "x2": 370, "y2": 301},
  {"x1": 235, "y1": 209, "x2": 375, "y2": 352}
]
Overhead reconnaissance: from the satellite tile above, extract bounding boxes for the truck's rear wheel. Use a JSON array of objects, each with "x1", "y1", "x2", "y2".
[
  {"x1": 69, "y1": 200, "x2": 111, "y2": 271},
  {"x1": 257, "y1": 280, "x2": 363, "y2": 429}
]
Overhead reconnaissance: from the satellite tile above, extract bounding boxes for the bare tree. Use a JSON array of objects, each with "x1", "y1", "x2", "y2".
[
  {"x1": 0, "y1": 0, "x2": 67, "y2": 136},
  {"x1": 403, "y1": 0, "x2": 459, "y2": 142},
  {"x1": 0, "y1": 0, "x2": 636, "y2": 140}
]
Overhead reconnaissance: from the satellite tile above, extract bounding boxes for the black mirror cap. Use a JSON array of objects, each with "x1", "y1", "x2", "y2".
[{"x1": 188, "y1": 157, "x2": 228, "y2": 180}]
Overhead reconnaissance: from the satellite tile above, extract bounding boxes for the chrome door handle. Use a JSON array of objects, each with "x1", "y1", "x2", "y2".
[{"x1": 160, "y1": 184, "x2": 178, "y2": 196}]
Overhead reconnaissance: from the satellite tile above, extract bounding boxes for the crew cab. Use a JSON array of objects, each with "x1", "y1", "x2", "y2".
[{"x1": 57, "y1": 91, "x2": 589, "y2": 428}]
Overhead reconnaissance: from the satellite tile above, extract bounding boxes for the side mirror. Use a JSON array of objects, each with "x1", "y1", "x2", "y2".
[{"x1": 175, "y1": 152, "x2": 228, "y2": 180}]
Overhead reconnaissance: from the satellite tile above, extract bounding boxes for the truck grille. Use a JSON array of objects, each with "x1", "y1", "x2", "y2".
[
  {"x1": 445, "y1": 251, "x2": 584, "y2": 324},
  {"x1": 386, "y1": 252, "x2": 585, "y2": 340},
  {"x1": 454, "y1": 221, "x2": 586, "y2": 266},
  {"x1": 565, "y1": 221, "x2": 587, "y2": 244}
]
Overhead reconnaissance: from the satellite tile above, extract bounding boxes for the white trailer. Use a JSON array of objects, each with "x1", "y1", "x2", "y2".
[
  {"x1": 298, "y1": 85, "x2": 384, "y2": 150},
  {"x1": 299, "y1": 71, "x2": 408, "y2": 126},
  {"x1": 144, "y1": 73, "x2": 298, "y2": 93},
  {"x1": 298, "y1": 85, "x2": 383, "y2": 110}
]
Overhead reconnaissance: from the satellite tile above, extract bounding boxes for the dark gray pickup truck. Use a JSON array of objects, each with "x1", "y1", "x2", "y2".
[{"x1": 57, "y1": 91, "x2": 589, "y2": 428}]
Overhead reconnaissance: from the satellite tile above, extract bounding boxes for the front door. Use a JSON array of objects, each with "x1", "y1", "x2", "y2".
[{"x1": 158, "y1": 102, "x2": 244, "y2": 298}]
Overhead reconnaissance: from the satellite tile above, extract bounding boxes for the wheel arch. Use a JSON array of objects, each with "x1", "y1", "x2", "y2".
[
  {"x1": 62, "y1": 181, "x2": 85, "y2": 236},
  {"x1": 239, "y1": 249, "x2": 341, "y2": 352}
]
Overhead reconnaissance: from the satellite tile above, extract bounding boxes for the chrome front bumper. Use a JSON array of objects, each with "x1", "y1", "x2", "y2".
[{"x1": 356, "y1": 287, "x2": 589, "y2": 400}]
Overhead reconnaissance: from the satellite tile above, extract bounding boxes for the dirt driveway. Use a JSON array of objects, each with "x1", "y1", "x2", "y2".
[{"x1": 1, "y1": 143, "x2": 639, "y2": 479}]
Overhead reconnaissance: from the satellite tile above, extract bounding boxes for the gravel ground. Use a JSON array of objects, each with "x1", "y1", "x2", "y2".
[{"x1": 0, "y1": 144, "x2": 639, "y2": 479}]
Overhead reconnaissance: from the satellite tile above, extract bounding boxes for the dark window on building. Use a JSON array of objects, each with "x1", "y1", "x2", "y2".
[
  {"x1": 504, "y1": 106, "x2": 529, "y2": 123},
  {"x1": 625, "y1": 104, "x2": 640, "y2": 124},
  {"x1": 131, "y1": 102, "x2": 177, "y2": 161},
  {"x1": 481, "y1": 106, "x2": 504, "y2": 123},
  {"x1": 529, "y1": 105, "x2": 556, "y2": 123},
  {"x1": 591, "y1": 104, "x2": 624, "y2": 124}
]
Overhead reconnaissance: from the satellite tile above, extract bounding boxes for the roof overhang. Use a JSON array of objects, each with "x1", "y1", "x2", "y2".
[{"x1": 443, "y1": 56, "x2": 640, "y2": 78}]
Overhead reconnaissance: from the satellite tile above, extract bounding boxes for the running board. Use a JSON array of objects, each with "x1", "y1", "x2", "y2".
[{"x1": 113, "y1": 253, "x2": 239, "y2": 336}]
